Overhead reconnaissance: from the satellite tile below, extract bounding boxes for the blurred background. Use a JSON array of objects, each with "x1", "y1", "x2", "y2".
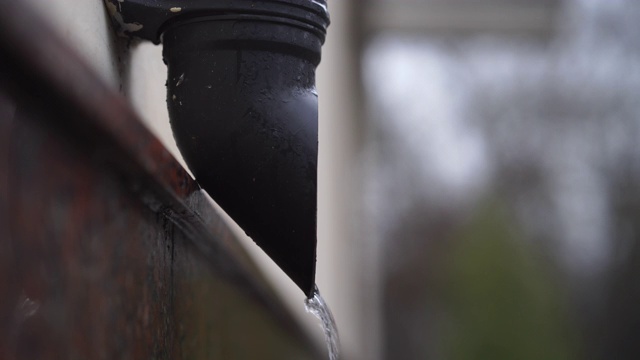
[
  {"x1": 317, "y1": 0, "x2": 640, "y2": 359},
  {"x1": 23, "y1": 0, "x2": 640, "y2": 359}
]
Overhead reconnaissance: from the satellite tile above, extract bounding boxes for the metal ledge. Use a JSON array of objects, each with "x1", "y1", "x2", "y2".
[{"x1": 0, "y1": 1, "x2": 322, "y2": 358}]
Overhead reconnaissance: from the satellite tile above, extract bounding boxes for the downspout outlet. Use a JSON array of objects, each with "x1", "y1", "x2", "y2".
[{"x1": 106, "y1": 0, "x2": 329, "y2": 298}]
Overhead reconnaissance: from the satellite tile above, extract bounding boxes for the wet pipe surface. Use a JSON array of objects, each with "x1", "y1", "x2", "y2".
[{"x1": 0, "y1": 2, "x2": 322, "y2": 359}]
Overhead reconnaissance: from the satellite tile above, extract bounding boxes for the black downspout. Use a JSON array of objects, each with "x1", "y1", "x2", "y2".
[{"x1": 105, "y1": 0, "x2": 329, "y2": 298}]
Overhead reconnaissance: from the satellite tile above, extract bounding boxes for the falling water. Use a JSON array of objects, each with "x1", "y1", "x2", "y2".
[{"x1": 305, "y1": 285, "x2": 340, "y2": 360}]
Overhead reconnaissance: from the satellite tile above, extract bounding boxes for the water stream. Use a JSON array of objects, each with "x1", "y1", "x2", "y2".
[{"x1": 305, "y1": 285, "x2": 340, "y2": 360}]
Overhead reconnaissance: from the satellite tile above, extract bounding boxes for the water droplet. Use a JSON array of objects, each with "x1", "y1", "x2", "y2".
[{"x1": 16, "y1": 293, "x2": 40, "y2": 321}]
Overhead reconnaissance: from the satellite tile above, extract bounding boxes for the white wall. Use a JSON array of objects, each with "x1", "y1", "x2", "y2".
[{"x1": 317, "y1": 1, "x2": 370, "y2": 359}]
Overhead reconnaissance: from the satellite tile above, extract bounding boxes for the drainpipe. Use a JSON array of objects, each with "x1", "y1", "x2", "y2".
[{"x1": 105, "y1": 0, "x2": 330, "y2": 298}]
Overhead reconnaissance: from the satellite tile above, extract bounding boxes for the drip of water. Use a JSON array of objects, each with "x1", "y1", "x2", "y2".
[{"x1": 305, "y1": 285, "x2": 340, "y2": 360}]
